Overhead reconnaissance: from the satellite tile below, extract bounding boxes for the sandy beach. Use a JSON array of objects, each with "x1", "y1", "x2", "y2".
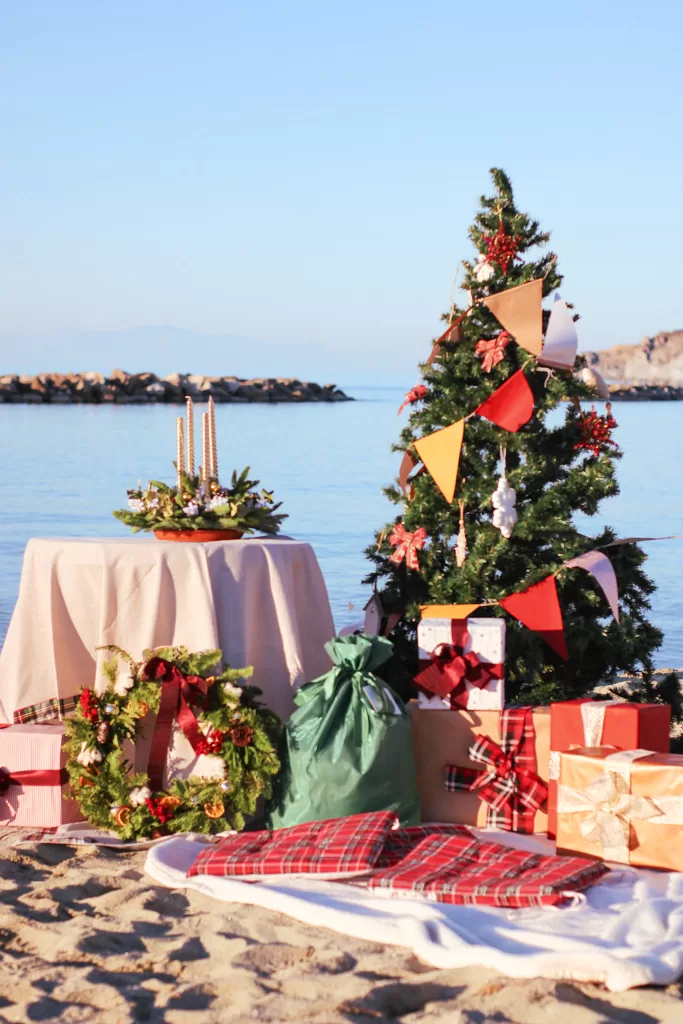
[{"x1": 0, "y1": 830, "x2": 679, "y2": 1024}]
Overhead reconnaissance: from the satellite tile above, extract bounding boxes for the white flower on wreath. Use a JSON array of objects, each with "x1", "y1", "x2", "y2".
[
  {"x1": 128, "y1": 497, "x2": 145, "y2": 512},
  {"x1": 146, "y1": 497, "x2": 160, "y2": 509},
  {"x1": 183, "y1": 501, "x2": 200, "y2": 517},
  {"x1": 76, "y1": 742, "x2": 103, "y2": 767},
  {"x1": 113, "y1": 674, "x2": 135, "y2": 698},
  {"x1": 129, "y1": 786, "x2": 151, "y2": 807},
  {"x1": 223, "y1": 682, "x2": 242, "y2": 704}
]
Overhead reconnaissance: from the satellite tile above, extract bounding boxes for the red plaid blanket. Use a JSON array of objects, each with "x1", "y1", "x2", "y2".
[
  {"x1": 188, "y1": 811, "x2": 399, "y2": 880},
  {"x1": 445, "y1": 707, "x2": 547, "y2": 833},
  {"x1": 369, "y1": 834, "x2": 609, "y2": 907}
]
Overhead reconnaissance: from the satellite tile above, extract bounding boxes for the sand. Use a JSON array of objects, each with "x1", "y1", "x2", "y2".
[{"x1": 0, "y1": 834, "x2": 679, "y2": 1024}]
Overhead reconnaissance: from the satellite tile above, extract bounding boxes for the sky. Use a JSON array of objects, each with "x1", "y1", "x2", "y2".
[{"x1": 1, "y1": 1, "x2": 683, "y2": 379}]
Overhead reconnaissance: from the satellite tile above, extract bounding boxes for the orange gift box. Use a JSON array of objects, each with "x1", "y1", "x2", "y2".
[
  {"x1": 556, "y1": 746, "x2": 683, "y2": 871},
  {"x1": 547, "y1": 700, "x2": 670, "y2": 838},
  {"x1": 409, "y1": 704, "x2": 550, "y2": 832}
]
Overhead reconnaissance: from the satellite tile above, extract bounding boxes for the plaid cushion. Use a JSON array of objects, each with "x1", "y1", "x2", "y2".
[
  {"x1": 375, "y1": 824, "x2": 474, "y2": 869},
  {"x1": 188, "y1": 811, "x2": 399, "y2": 880},
  {"x1": 369, "y1": 835, "x2": 609, "y2": 907},
  {"x1": 13, "y1": 697, "x2": 77, "y2": 724}
]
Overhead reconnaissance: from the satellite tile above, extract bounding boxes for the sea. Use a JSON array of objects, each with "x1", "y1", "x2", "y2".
[{"x1": 0, "y1": 388, "x2": 681, "y2": 665}]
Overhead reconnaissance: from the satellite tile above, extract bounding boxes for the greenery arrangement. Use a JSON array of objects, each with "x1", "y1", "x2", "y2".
[
  {"x1": 366, "y1": 167, "x2": 681, "y2": 725},
  {"x1": 113, "y1": 466, "x2": 286, "y2": 535},
  {"x1": 65, "y1": 645, "x2": 282, "y2": 840}
]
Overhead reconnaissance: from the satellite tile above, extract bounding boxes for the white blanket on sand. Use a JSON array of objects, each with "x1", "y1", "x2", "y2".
[{"x1": 145, "y1": 829, "x2": 683, "y2": 993}]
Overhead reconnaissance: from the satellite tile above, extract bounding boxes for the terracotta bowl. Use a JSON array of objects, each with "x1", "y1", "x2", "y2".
[{"x1": 154, "y1": 529, "x2": 244, "y2": 542}]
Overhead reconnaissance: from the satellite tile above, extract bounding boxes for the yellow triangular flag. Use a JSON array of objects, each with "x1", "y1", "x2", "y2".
[
  {"x1": 414, "y1": 419, "x2": 464, "y2": 504},
  {"x1": 420, "y1": 604, "x2": 482, "y2": 619},
  {"x1": 483, "y1": 278, "x2": 543, "y2": 357}
]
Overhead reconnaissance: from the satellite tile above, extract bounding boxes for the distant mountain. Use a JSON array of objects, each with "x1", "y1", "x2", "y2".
[{"x1": 586, "y1": 331, "x2": 683, "y2": 384}]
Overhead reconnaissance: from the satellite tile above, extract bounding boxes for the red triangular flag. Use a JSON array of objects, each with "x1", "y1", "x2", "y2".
[
  {"x1": 500, "y1": 575, "x2": 569, "y2": 659},
  {"x1": 475, "y1": 369, "x2": 534, "y2": 432}
]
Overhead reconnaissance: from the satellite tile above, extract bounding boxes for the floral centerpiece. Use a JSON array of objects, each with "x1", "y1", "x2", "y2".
[
  {"x1": 113, "y1": 397, "x2": 286, "y2": 537},
  {"x1": 113, "y1": 467, "x2": 285, "y2": 536},
  {"x1": 64, "y1": 645, "x2": 282, "y2": 841}
]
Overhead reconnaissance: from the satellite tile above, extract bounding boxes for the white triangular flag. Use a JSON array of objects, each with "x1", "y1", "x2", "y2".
[
  {"x1": 539, "y1": 294, "x2": 578, "y2": 371},
  {"x1": 564, "y1": 549, "x2": 620, "y2": 623}
]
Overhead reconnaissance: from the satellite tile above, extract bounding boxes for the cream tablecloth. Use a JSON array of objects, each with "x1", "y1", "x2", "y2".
[{"x1": 0, "y1": 537, "x2": 335, "y2": 724}]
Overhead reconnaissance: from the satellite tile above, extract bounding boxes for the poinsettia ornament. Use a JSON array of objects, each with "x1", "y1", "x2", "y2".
[
  {"x1": 389, "y1": 523, "x2": 427, "y2": 570},
  {"x1": 481, "y1": 218, "x2": 521, "y2": 276}
]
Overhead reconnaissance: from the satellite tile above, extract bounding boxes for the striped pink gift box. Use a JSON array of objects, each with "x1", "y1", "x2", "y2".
[{"x1": 0, "y1": 723, "x2": 83, "y2": 827}]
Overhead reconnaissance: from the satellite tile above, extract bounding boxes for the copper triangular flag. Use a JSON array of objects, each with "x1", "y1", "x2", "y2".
[
  {"x1": 414, "y1": 419, "x2": 464, "y2": 504},
  {"x1": 483, "y1": 278, "x2": 543, "y2": 357},
  {"x1": 420, "y1": 604, "x2": 482, "y2": 619},
  {"x1": 500, "y1": 575, "x2": 569, "y2": 659}
]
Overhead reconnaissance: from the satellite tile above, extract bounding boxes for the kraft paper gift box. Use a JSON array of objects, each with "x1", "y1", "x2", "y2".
[
  {"x1": 547, "y1": 700, "x2": 670, "y2": 838},
  {"x1": 556, "y1": 746, "x2": 683, "y2": 871},
  {"x1": 409, "y1": 704, "x2": 550, "y2": 833},
  {"x1": 0, "y1": 723, "x2": 83, "y2": 827},
  {"x1": 415, "y1": 617, "x2": 505, "y2": 711}
]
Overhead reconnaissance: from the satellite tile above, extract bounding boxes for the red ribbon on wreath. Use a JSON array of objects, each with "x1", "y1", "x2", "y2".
[
  {"x1": 389, "y1": 523, "x2": 427, "y2": 570},
  {"x1": 143, "y1": 657, "x2": 211, "y2": 792}
]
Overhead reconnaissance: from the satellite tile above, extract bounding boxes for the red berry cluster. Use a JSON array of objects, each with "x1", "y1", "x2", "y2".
[
  {"x1": 574, "y1": 407, "x2": 619, "y2": 457},
  {"x1": 145, "y1": 796, "x2": 175, "y2": 824},
  {"x1": 229, "y1": 723, "x2": 254, "y2": 747},
  {"x1": 79, "y1": 689, "x2": 99, "y2": 724},
  {"x1": 195, "y1": 729, "x2": 226, "y2": 756},
  {"x1": 481, "y1": 223, "x2": 520, "y2": 276}
]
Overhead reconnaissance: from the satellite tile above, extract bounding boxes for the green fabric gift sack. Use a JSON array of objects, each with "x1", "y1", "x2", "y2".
[{"x1": 266, "y1": 634, "x2": 420, "y2": 829}]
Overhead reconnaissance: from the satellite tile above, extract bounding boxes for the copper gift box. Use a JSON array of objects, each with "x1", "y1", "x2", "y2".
[
  {"x1": 556, "y1": 746, "x2": 683, "y2": 871},
  {"x1": 409, "y1": 704, "x2": 550, "y2": 831}
]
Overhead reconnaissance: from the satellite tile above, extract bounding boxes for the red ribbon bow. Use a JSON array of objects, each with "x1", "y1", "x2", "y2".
[
  {"x1": 474, "y1": 331, "x2": 512, "y2": 372},
  {"x1": 389, "y1": 523, "x2": 427, "y2": 571},
  {"x1": 143, "y1": 657, "x2": 210, "y2": 792},
  {"x1": 445, "y1": 708, "x2": 547, "y2": 833},
  {"x1": 398, "y1": 384, "x2": 429, "y2": 415},
  {"x1": 414, "y1": 643, "x2": 497, "y2": 704}
]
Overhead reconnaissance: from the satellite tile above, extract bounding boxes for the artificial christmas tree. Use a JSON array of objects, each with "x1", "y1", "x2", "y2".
[{"x1": 366, "y1": 168, "x2": 678, "y2": 716}]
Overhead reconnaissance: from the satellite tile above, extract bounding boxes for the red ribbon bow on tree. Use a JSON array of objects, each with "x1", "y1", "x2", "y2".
[
  {"x1": 143, "y1": 657, "x2": 212, "y2": 792},
  {"x1": 414, "y1": 643, "x2": 500, "y2": 705},
  {"x1": 398, "y1": 384, "x2": 429, "y2": 415},
  {"x1": 474, "y1": 332, "x2": 512, "y2": 372},
  {"x1": 445, "y1": 708, "x2": 547, "y2": 833},
  {"x1": 389, "y1": 524, "x2": 427, "y2": 571}
]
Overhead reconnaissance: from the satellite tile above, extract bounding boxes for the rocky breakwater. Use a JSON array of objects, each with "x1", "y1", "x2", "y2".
[{"x1": 0, "y1": 370, "x2": 352, "y2": 404}]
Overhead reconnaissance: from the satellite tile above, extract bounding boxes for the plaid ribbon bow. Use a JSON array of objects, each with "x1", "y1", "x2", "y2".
[
  {"x1": 445, "y1": 707, "x2": 548, "y2": 833},
  {"x1": 389, "y1": 523, "x2": 427, "y2": 570},
  {"x1": 414, "y1": 643, "x2": 499, "y2": 704}
]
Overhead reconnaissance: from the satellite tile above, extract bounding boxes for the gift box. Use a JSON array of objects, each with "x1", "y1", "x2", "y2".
[
  {"x1": 547, "y1": 700, "x2": 670, "y2": 837},
  {"x1": 410, "y1": 704, "x2": 550, "y2": 833},
  {"x1": 556, "y1": 746, "x2": 683, "y2": 871},
  {"x1": 415, "y1": 617, "x2": 505, "y2": 710},
  {"x1": 0, "y1": 723, "x2": 83, "y2": 827}
]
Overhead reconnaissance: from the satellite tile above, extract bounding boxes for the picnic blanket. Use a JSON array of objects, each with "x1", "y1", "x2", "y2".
[{"x1": 145, "y1": 828, "x2": 683, "y2": 992}]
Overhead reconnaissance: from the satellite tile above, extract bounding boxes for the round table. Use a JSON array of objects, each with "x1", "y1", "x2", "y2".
[{"x1": 0, "y1": 537, "x2": 335, "y2": 724}]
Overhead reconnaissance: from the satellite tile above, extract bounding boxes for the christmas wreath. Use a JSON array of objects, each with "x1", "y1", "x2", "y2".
[
  {"x1": 64, "y1": 646, "x2": 282, "y2": 840},
  {"x1": 113, "y1": 466, "x2": 286, "y2": 535}
]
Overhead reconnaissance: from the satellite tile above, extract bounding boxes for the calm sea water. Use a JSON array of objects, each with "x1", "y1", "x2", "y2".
[{"x1": 0, "y1": 388, "x2": 681, "y2": 665}]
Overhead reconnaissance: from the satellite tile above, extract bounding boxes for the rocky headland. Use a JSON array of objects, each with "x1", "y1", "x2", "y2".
[
  {"x1": 0, "y1": 370, "x2": 352, "y2": 404},
  {"x1": 587, "y1": 330, "x2": 683, "y2": 399}
]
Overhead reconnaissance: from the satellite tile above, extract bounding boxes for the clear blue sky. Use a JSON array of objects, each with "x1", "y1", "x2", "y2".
[{"x1": 2, "y1": 1, "x2": 682, "y2": 376}]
